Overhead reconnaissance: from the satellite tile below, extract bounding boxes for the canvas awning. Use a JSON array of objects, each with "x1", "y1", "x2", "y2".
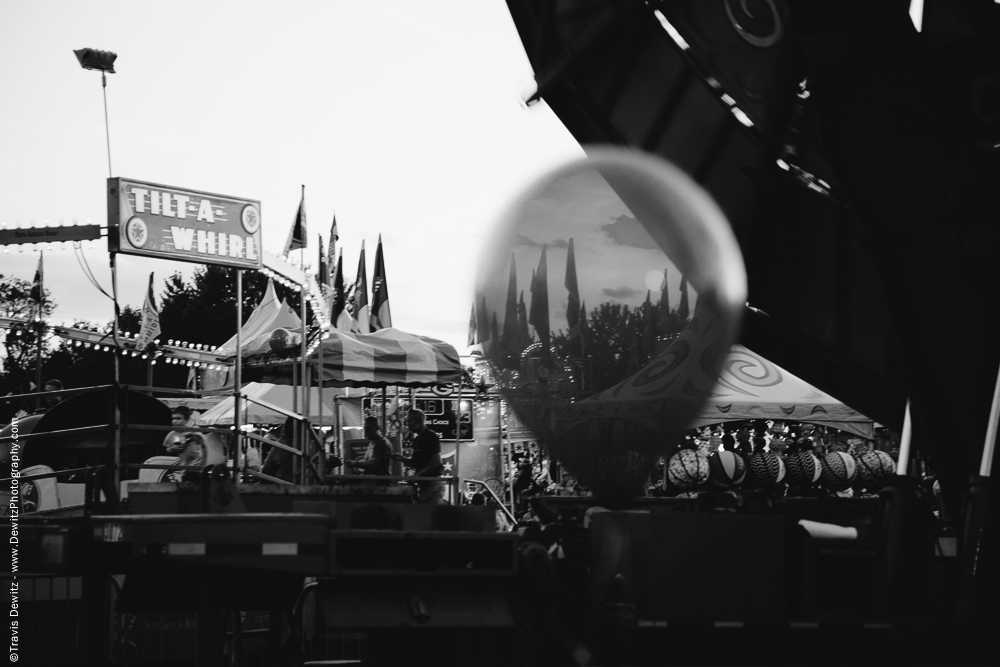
[
  {"x1": 218, "y1": 279, "x2": 302, "y2": 356},
  {"x1": 688, "y1": 345, "x2": 873, "y2": 438},
  {"x1": 557, "y1": 305, "x2": 873, "y2": 439},
  {"x1": 245, "y1": 328, "x2": 462, "y2": 389},
  {"x1": 196, "y1": 382, "x2": 354, "y2": 426}
]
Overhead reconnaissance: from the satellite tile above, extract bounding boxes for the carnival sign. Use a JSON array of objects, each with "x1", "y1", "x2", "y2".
[{"x1": 108, "y1": 177, "x2": 262, "y2": 268}]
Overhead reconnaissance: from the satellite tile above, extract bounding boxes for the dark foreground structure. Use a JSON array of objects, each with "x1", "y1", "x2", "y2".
[{"x1": 8, "y1": 1, "x2": 1000, "y2": 664}]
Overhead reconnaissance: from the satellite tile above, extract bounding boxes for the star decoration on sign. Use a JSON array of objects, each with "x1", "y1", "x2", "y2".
[
  {"x1": 475, "y1": 377, "x2": 493, "y2": 398},
  {"x1": 443, "y1": 461, "x2": 453, "y2": 474}
]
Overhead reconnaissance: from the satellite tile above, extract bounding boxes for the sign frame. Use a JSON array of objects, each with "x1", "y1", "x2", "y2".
[
  {"x1": 415, "y1": 398, "x2": 474, "y2": 442},
  {"x1": 107, "y1": 177, "x2": 262, "y2": 269}
]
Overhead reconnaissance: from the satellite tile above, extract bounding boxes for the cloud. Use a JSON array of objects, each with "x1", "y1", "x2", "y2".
[
  {"x1": 514, "y1": 233, "x2": 540, "y2": 247},
  {"x1": 602, "y1": 286, "x2": 641, "y2": 300},
  {"x1": 514, "y1": 234, "x2": 569, "y2": 249},
  {"x1": 601, "y1": 215, "x2": 659, "y2": 249}
]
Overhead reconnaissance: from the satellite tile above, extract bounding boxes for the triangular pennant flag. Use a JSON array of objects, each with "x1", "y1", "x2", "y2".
[
  {"x1": 678, "y1": 275, "x2": 690, "y2": 323},
  {"x1": 502, "y1": 253, "x2": 519, "y2": 357},
  {"x1": 317, "y1": 234, "x2": 330, "y2": 287},
  {"x1": 528, "y1": 245, "x2": 550, "y2": 354},
  {"x1": 518, "y1": 290, "x2": 531, "y2": 350},
  {"x1": 135, "y1": 272, "x2": 161, "y2": 353},
  {"x1": 478, "y1": 296, "x2": 490, "y2": 344},
  {"x1": 468, "y1": 303, "x2": 478, "y2": 346},
  {"x1": 351, "y1": 242, "x2": 370, "y2": 334},
  {"x1": 565, "y1": 238, "x2": 581, "y2": 356},
  {"x1": 659, "y1": 267, "x2": 670, "y2": 311},
  {"x1": 327, "y1": 213, "x2": 338, "y2": 286},
  {"x1": 284, "y1": 184, "x2": 308, "y2": 254},
  {"x1": 28, "y1": 252, "x2": 44, "y2": 304},
  {"x1": 369, "y1": 235, "x2": 392, "y2": 331},
  {"x1": 331, "y1": 250, "x2": 351, "y2": 330}
]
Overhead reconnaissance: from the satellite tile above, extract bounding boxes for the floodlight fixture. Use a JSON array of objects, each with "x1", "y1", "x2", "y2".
[
  {"x1": 73, "y1": 48, "x2": 117, "y2": 73},
  {"x1": 73, "y1": 48, "x2": 118, "y2": 179}
]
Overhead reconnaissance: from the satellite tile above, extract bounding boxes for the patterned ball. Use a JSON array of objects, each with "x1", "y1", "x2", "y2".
[
  {"x1": 820, "y1": 451, "x2": 858, "y2": 491},
  {"x1": 668, "y1": 449, "x2": 710, "y2": 489},
  {"x1": 785, "y1": 451, "x2": 822, "y2": 487},
  {"x1": 707, "y1": 450, "x2": 747, "y2": 489},
  {"x1": 855, "y1": 450, "x2": 896, "y2": 490},
  {"x1": 748, "y1": 451, "x2": 786, "y2": 488}
]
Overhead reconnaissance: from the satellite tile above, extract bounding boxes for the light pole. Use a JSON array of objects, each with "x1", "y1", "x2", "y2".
[
  {"x1": 74, "y1": 48, "x2": 123, "y2": 493},
  {"x1": 73, "y1": 48, "x2": 117, "y2": 179}
]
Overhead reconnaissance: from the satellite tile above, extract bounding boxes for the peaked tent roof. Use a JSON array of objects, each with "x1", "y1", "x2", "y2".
[
  {"x1": 246, "y1": 327, "x2": 462, "y2": 389},
  {"x1": 557, "y1": 304, "x2": 872, "y2": 439},
  {"x1": 689, "y1": 345, "x2": 873, "y2": 438},
  {"x1": 312, "y1": 328, "x2": 461, "y2": 389},
  {"x1": 217, "y1": 279, "x2": 302, "y2": 357}
]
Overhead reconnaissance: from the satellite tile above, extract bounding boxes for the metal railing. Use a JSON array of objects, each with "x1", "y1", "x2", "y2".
[{"x1": 465, "y1": 478, "x2": 517, "y2": 526}]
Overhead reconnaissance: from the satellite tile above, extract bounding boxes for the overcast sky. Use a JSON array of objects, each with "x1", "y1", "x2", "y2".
[{"x1": 0, "y1": 1, "x2": 586, "y2": 353}]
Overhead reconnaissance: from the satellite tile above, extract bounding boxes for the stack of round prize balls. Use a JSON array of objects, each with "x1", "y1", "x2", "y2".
[{"x1": 855, "y1": 450, "x2": 896, "y2": 490}]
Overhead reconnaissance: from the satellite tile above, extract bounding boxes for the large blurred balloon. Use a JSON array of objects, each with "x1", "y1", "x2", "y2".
[{"x1": 475, "y1": 148, "x2": 746, "y2": 499}]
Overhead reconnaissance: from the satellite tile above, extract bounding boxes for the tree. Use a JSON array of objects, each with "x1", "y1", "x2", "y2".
[
  {"x1": 155, "y1": 266, "x2": 309, "y2": 388},
  {"x1": 551, "y1": 299, "x2": 687, "y2": 393},
  {"x1": 1, "y1": 274, "x2": 55, "y2": 402}
]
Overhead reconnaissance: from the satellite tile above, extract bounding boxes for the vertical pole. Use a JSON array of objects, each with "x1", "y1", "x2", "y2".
[
  {"x1": 300, "y1": 284, "x2": 308, "y2": 484},
  {"x1": 34, "y1": 300, "x2": 43, "y2": 412},
  {"x1": 102, "y1": 71, "x2": 113, "y2": 178},
  {"x1": 318, "y1": 338, "x2": 325, "y2": 476},
  {"x1": 501, "y1": 400, "x2": 514, "y2": 513},
  {"x1": 292, "y1": 358, "x2": 300, "y2": 484},
  {"x1": 381, "y1": 387, "x2": 387, "y2": 435},
  {"x1": 304, "y1": 364, "x2": 312, "y2": 483},
  {"x1": 454, "y1": 383, "x2": 462, "y2": 500},
  {"x1": 898, "y1": 398, "x2": 913, "y2": 476},
  {"x1": 234, "y1": 269, "x2": 243, "y2": 477},
  {"x1": 110, "y1": 252, "x2": 122, "y2": 490},
  {"x1": 333, "y1": 395, "x2": 341, "y2": 474},
  {"x1": 980, "y1": 361, "x2": 1000, "y2": 477}
]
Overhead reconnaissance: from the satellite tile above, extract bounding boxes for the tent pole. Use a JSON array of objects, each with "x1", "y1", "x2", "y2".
[
  {"x1": 292, "y1": 356, "x2": 299, "y2": 484},
  {"x1": 318, "y1": 336, "x2": 325, "y2": 476},
  {"x1": 381, "y1": 387, "x2": 387, "y2": 434},
  {"x1": 501, "y1": 399, "x2": 514, "y2": 514},
  {"x1": 300, "y1": 285, "x2": 308, "y2": 484},
  {"x1": 333, "y1": 394, "x2": 341, "y2": 474},
  {"x1": 454, "y1": 382, "x2": 462, "y2": 504},
  {"x1": 234, "y1": 269, "x2": 243, "y2": 478}
]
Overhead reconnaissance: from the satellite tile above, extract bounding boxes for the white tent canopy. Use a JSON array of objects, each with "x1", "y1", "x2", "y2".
[
  {"x1": 218, "y1": 278, "x2": 302, "y2": 356},
  {"x1": 687, "y1": 345, "x2": 873, "y2": 438},
  {"x1": 558, "y1": 305, "x2": 873, "y2": 439}
]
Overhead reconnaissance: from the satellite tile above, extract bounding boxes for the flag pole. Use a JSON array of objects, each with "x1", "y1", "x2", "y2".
[
  {"x1": 34, "y1": 298, "x2": 43, "y2": 411},
  {"x1": 300, "y1": 282, "x2": 308, "y2": 484}
]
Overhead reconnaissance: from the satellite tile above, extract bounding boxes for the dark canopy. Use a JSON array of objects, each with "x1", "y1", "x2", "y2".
[{"x1": 505, "y1": 0, "x2": 1000, "y2": 515}]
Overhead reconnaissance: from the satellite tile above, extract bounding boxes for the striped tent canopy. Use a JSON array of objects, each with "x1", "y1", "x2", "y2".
[
  {"x1": 195, "y1": 382, "x2": 353, "y2": 426},
  {"x1": 249, "y1": 328, "x2": 461, "y2": 389}
]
